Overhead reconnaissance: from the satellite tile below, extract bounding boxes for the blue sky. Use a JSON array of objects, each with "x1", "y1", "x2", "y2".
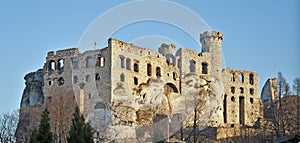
[{"x1": 0, "y1": 0, "x2": 299, "y2": 113}]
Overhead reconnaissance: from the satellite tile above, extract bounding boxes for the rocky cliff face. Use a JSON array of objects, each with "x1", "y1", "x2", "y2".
[
  {"x1": 16, "y1": 69, "x2": 45, "y2": 142},
  {"x1": 20, "y1": 69, "x2": 44, "y2": 107}
]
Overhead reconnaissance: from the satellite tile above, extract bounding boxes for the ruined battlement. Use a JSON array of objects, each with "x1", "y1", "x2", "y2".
[
  {"x1": 109, "y1": 38, "x2": 159, "y2": 57},
  {"x1": 200, "y1": 31, "x2": 223, "y2": 41},
  {"x1": 46, "y1": 48, "x2": 80, "y2": 59},
  {"x1": 158, "y1": 43, "x2": 176, "y2": 56}
]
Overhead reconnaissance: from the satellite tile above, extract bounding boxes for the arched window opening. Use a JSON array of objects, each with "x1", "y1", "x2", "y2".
[
  {"x1": 250, "y1": 88, "x2": 254, "y2": 95},
  {"x1": 231, "y1": 86, "x2": 235, "y2": 94},
  {"x1": 240, "y1": 87, "x2": 244, "y2": 94},
  {"x1": 100, "y1": 57, "x2": 105, "y2": 67},
  {"x1": 189, "y1": 60, "x2": 196, "y2": 72},
  {"x1": 249, "y1": 74, "x2": 254, "y2": 85},
  {"x1": 201, "y1": 62, "x2": 208, "y2": 74},
  {"x1": 239, "y1": 96, "x2": 245, "y2": 125},
  {"x1": 58, "y1": 59, "x2": 64, "y2": 74},
  {"x1": 134, "y1": 63, "x2": 139, "y2": 72},
  {"x1": 126, "y1": 58, "x2": 131, "y2": 70},
  {"x1": 120, "y1": 56, "x2": 125, "y2": 68},
  {"x1": 239, "y1": 74, "x2": 244, "y2": 83},
  {"x1": 49, "y1": 61, "x2": 55, "y2": 71},
  {"x1": 97, "y1": 56, "x2": 105, "y2": 67},
  {"x1": 164, "y1": 83, "x2": 179, "y2": 94},
  {"x1": 147, "y1": 64, "x2": 152, "y2": 76},
  {"x1": 156, "y1": 67, "x2": 161, "y2": 78},
  {"x1": 230, "y1": 73, "x2": 235, "y2": 82}
]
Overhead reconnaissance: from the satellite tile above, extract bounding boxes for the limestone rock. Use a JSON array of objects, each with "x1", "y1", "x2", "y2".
[{"x1": 20, "y1": 69, "x2": 44, "y2": 107}]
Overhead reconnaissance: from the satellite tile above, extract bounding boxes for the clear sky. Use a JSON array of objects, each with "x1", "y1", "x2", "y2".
[{"x1": 0, "y1": 0, "x2": 299, "y2": 113}]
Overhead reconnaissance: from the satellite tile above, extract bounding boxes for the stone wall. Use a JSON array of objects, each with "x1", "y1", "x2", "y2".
[{"x1": 223, "y1": 69, "x2": 262, "y2": 127}]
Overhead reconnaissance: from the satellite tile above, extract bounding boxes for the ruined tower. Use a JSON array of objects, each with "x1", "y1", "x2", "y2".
[
  {"x1": 200, "y1": 31, "x2": 223, "y2": 82},
  {"x1": 200, "y1": 31, "x2": 224, "y2": 126}
]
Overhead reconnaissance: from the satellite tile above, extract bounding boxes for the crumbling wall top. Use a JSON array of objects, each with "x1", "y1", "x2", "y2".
[
  {"x1": 200, "y1": 31, "x2": 223, "y2": 40},
  {"x1": 47, "y1": 48, "x2": 80, "y2": 58},
  {"x1": 158, "y1": 43, "x2": 176, "y2": 56}
]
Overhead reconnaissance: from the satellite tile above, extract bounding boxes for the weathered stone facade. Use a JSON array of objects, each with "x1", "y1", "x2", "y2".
[{"x1": 17, "y1": 31, "x2": 263, "y2": 142}]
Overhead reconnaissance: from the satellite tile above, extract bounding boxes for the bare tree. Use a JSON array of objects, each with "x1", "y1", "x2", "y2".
[
  {"x1": 15, "y1": 107, "x2": 43, "y2": 142},
  {"x1": 47, "y1": 86, "x2": 76, "y2": 143},
  {"x1": 0, "y1": 110, "x2": 19, "y2": 143},
  {"x1": 277, "y1": 72, "x2": 290, "y2": 98},
  {"x1": 276, "y1": 72, "x2": 289, "y2": 137},
  {"x1": 293, "y1": 78, "x2": 300, "y2": 96},
  {"x1": 293, "y1": 78, "x2": 300, "y2": 133}
]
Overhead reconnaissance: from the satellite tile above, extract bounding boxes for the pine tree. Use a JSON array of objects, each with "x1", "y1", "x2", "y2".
[
  {"x1": 68, "y1": 106, "x2": 93, "y2": 143},
  {"x1": 29, "y1": 128, "x2": 38, "y2": 143},
  {"x1": 30, "y1": 108, "x2": 53, "y2": 143}
]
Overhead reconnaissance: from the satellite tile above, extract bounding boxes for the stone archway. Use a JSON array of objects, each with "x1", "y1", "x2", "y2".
[{"x1": 164, "y1": 83, "x2": 178, "y2": 95}]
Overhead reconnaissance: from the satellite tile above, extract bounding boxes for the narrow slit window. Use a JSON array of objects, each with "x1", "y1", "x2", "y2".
[
  {"x1": 50, "y1": 61, "x2": 55, "y2": 70},
  {"x1": 201, "y1": 62, "x2": 208, "y2": 74},
  {"x1": 177, "y1": 59, "x2": 181, "y2": 69},
  {"x1": 120, "y1": 56, "x2": 125, "y2": 68},
  {"x1": 147, "y1": 64, "x2": 152, "y2": 76},
  {"x1": 85, "y1": 75, "x2": 90, "y2": 83},
  {"x1": 156, "y1": 67, "x2": 161, "y2": 78},
  {"x1": 58, "y1": 59, "x2": 64, "y2": 70},
  {"x1": 249, "y1": 74, "x2": 254, "y2": 85},
  {"x1": 97, "y1": 56, "x2": 105, "y2": 67},
  {"x1": 73, "y1": 76, "x2": 78, "y2": 84},
  {"x1": 173, "y1": 72, "x2": 177, "y2": 81},
  {"x1": 95, "y1": 73, "x2": 100, "y2": 81},
  {"x1": 239, "y1": 74, "x2": 244, "y2": 83},
  {"x1": 100, "y1": 57, "x2": 105, "y2": 67},
  {"x1": 126, "y1": 58, "x2": 131, "y2": 70},
  {"x1": 230, "y1": 73, "x2": 235, "y2": 82},
  {"x1": 250, "y1": 88, "x2": 254, "y2": 95},
  {"x1": 189, "y1": 60, "x2": 196, "y2": 72},
  {"x1": 134, "y1": 63, "x2": 139, "y2": 72},
  {"x1": 120, "y1": 73, "x2": 125, "y2": 82},
  {"x1": 134, "y1": 77, "x2": 138, "y2": 85}
]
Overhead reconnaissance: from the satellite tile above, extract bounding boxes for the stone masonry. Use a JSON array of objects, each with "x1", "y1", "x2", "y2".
[{"x1": 17, "y1": 31, "x2": 263, "y2": 142}]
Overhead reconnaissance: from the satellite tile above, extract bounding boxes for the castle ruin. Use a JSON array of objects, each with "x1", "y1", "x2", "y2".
[{"x1": 17, "y1": 31, "x2": 263, "y2": 142}]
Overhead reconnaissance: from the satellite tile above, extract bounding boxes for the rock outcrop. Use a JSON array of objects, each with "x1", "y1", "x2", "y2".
[{"x1": 20, "y1": 69, "x2": 44, "y2": 107}]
